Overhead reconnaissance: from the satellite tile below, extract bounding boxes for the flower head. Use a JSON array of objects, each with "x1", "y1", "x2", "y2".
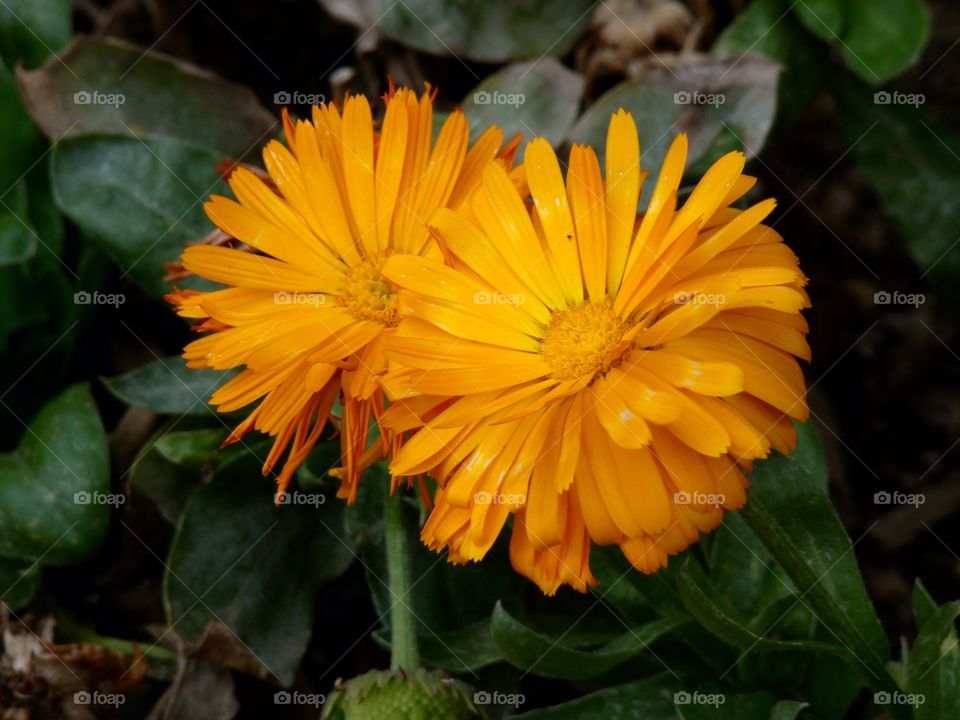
[
  {"x1": 380, "y1": 110, "x2": 810, "y2": 594},
  {"x1": 168, "y1": 84, "x2": 519, "y2": 502}
]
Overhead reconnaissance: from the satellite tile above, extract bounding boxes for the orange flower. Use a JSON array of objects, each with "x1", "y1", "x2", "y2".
[
  {"x1": 379, "y1": 110, "x2": 810, "y2": 594},
  {"x1": 168, "y1": 84, "x2": 519, "y2": 502}
]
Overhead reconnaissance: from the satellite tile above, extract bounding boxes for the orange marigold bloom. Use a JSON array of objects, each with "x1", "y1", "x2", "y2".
[
  {"x1": 379, "y1": 110, "x2": 810, "y2": 595},
  {"x1": 168, "y1": 85, "x2": 519, "y2": 502}
]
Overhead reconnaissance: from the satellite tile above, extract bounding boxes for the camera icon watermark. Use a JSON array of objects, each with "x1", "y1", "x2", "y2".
[
  {"x1": 473, "y1": 290, "x2": 525, "y2": 307},
  {"x1": 673, "y1": 690, "x2": 725, "y2": 707},
  {"x1": 274, "y1": 90, "x2": 326, "y2": 106},
  {"x1": 674, "y1": 90, "x2": 725, "y2": 107},
  {"x1": 874, "y1": 691, "x2": 925, "y2": 707},
  {"x1": 473, "y1": 90, "x2": 525, "y2": 108},
  {"x1": 473, "y1": 690, "x2": 525, "y2": 709},
  {"x1": 873, "y1": 290, "x2": 924, "y2": 308},
  {"x1": 873, "y1": 490, "x2": 925, "y2": 508},
  {"x1": 874, "y1": 90, "x2": 925, "y2": 108},
  {"x1": 74, "y1": 490, "x2": 126, "y2": 508},
  {"x1": 73, "y1": 90, "x2": 125, "y2": 107},
  {"x1": 674, "y1": 490, "x2": 725, "y2": 507},
  {"x1": 274, "y1": 491, "x2": 326, "y2": 508},
  {"x1": 474, "y1": 491, "x2": 525, "y2": 507},
  {"x1": 674, "y1": 290, "x2": 727, "y2": 306},
  {"x1": 74, "y1": 290, "x2": 125, "y2": 308},
  {"x1": 273, "y1": 690, "x2": 326, "y2": 707},
  {"x1": 74, "y1": 691, "x2": 126, "y2": 707},
  {"x1": 274, "y1": 291, "x2": 326, "y2": 306}
]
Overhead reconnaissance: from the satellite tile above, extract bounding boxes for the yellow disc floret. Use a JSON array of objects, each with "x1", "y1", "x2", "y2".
[
  {"x1": 338, "y1": 254, "x2": 400, "y2": 326},
  {"x1": 541, "y1": 300, "x2": 628, "y2": 381}
]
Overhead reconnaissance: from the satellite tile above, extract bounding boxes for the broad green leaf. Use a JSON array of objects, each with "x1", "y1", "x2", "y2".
[
  {"x1": 0, "y1": 383, "x2": 109, "y2": 565},
  {"x1": 678, "y1": 692, "x2": 777, "y2": 720},
  {"x1": 741, "y1": 423, "x2": 895, "y2": 692},
  {"x1": 808, "y1": 654, "x2": 862, "y2": 720},
  {"x1": 0, "y1": 557, "x2": 40, "y2": 610},
  {"x1": 0, "y1": 179, "x2": 37, "y2": 266},
  {"x1": 837, "y1": 82, "x2": 960, "y2": 287},
  {"x1": 792, "y1": 0, "x2": 844, "y2": 42},
  {"x1": 840, "y1": 0, "x2": 929, "y2": 83},
  {"x1": 462, "y1": 59, "x2": 583, "y2": 158},
  {"x1": 591, "y1": 546, "x2": 737, "y2": 672},
  {"x1": 515, "y1": 677, "x2": 774, "y2": 720},
  {"x1": 490, "y1": 601, "x2": 687, "y2": 680},
  {"x1": 153, "y1": 428, "x2": 230, "y2": 471},
  {"x1": 17, "y1": 37, "x2": 276, "y2": 157},
  {"x1": 677, "y1": 560, "x2": 848, "y2": 662},
  {"x1": 0, "y1": 0, "x2": 70, "y2": 69},
  {"x1": 769, "y1": 700, "x2": 809, "y2": 720},
  {"x1": 324, "y1": 0, "x2": 594, "y2": 63},
  {"x1": 51, "y1": 134, "x2": 226, "y2": 296},
  {"x1": 708, "y1": 512, "x2": 794, "y2": 615},
  {"x1": 570, "y1": 54, "x2": 780, "y2": 203},
  {"x1": 514, "y1": 674, "x2": 682, "y2": 719},
  {"x1": 713, "y1": 0, "x2": 825, "y2": 126},
  {"x1": 103, "y1": 356, "x2": 235, "y2": 415},
  {"x1": 373, "y1": 620, "x2": 503, "y2": 673},
  {"x1": 164, "y1": 473, "x2": 353, "y2": 684},
  {"x1": 129, "y1": 434, "x2": 201, "y2": 526}
]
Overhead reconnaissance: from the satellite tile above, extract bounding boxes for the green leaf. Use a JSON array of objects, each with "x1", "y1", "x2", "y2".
[
  {"x1": 839, "y1": 0, "x2": 929, "y2": 83},
  {"x1": 373, "y1": 620, "x2": 503, "y2": 673},
  {"x1": 516, "y1": 676, "x2": 775, "y2": 720},
  {"x1": 808, "y1": 654, "x2": 862, "y2": 720},
  {"x1": 908, "y1": 600, "x2": 960, "y2": 720},
  {"x1": 792, "y1": 0, "x2": 844, "y2": 42},
  {"x1": 0, "y1": 557, "x2": 40, "y2": 610},
  {"x1": 153, "y1": 428, "x2": 230, "y2": 471},
  {"x1": 129, "y1": 433, "x2": 201, "y2": 526},
  {"x1": 714, "y1": 0, "x2": 826, "y2": 126},
  {"x1": 570, "y1": 54, "x2": 780, "y2": 202},
  {"x1": 0, "y1": 0, "x2": 70, "y2": 69},
  {"x1": 740, "y1": 422, "x2": 895, "y2": 692},
  {"x1": 0, "y1": 63, "x2": 46, "y2": 190},
  {"x1": 324, "y1": 0, "x2": 594, "y2": 63},
  {"x1": 591, "y1": 547, "x2": 737, "y2": 672},
  {"x1": 0, "y1": 383, "x2": 110, "y2": 565},
  {"x1": 913, "y1": 579, "x2": 939, "y2": 630},
  {"x1": 769, "y1": 700, "x2": 809, "y2": 720},
  {"x1": 0, "y1": 179, "x2": 38, "y2": 266},
  {"x1": 462, "y1": 59, "x2": 583, "y2": 158},
  {"x1": 708, "y1": 512, "x2": 794, "y2": 616},
  {"x1": 676, "y1": 559, "x2": 848, "y2": 662},
  {"x1": 837, "y1": 81, "x2": 960, "y2": 287},
  {"x1": 907, "y1": 601, "x2": 960, "y2": 687},
  {"x1": 17, "y1": 37, "x2": 276, "y2": 157},
  {"x1": 678, "y1": 692, "x2": 777, "y2": 720},
  {"x1": 514, "y1": 674, "x2": 682, "y2": 719},
  {"x1": 103, "y1": 356, "x2": 235, "y2": 415},
  {"x1": 163, "y1": 473, "x2": 354, "y2": 684},
  {"x1": 490, "y1": 601, "x2": 687, "y2": 680},
  {"x1": 51, "y1": 134, "x2": 227, "y2": 297}
]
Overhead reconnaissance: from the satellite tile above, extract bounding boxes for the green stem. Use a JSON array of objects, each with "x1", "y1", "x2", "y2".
[
  {"x1": 384, "y1": 485, "x2": 419, "y2": 670},
  {"x1": 61, "y1": 621, "x2": 177, "y2": 664}
]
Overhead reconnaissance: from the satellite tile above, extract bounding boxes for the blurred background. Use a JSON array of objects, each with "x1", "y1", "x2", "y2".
[{"x1": 0, "y1": 0, "x2": 957, "y2": 717}]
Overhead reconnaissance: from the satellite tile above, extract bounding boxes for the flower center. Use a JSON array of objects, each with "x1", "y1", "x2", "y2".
[
  {"x1": 338, "y1": 254, "x2": 400, "y2": 326},
  {"x1": 541, "y1": 300, "x2": 628, "y2": 381}
]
